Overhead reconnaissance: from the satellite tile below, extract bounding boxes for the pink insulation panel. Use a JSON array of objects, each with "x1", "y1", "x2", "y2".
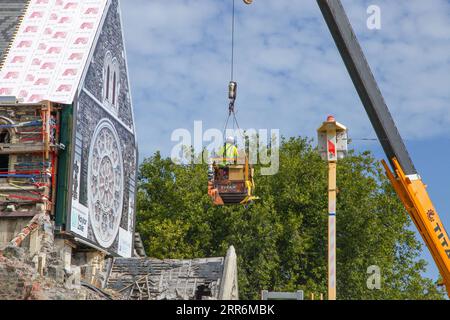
[{"x1": 0, "y1": 0, "x2": 107, "y2": 104}]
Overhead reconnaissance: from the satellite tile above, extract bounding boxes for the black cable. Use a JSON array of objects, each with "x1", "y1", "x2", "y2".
[
  {"x1": 223, "y1": 0, "x2": 246, "y2": 150},
  {"x1": 222, "y1": 113, "x2": 231, "y2": 138},
  {"x1": 352, "y1": 138, "x2": 379, "y2": 141},
  {"x1": 233, "y1": 112, "x2": 246, "y2": 142},
  {"x1": 231, "y1": 0, "x2": 235, "y2": 81},
  {"x1": 221, "y1": 0, "x2": 236, "y2": 140},
  {"x1": 80, "y1": 281, "x2": 113, "y2": 300}
]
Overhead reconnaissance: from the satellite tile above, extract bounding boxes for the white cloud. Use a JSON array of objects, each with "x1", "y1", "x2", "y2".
[{"x1": 120, "y1": 0, "x2": 450, "y2": 159}]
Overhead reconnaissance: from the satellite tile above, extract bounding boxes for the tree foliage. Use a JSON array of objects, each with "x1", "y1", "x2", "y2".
[{"x1": 136, "y1": 137, "x2": 445, "y2": 300}]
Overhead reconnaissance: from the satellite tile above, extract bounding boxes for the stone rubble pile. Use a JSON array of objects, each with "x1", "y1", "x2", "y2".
[{"x1": 0, "y1": 241, "x2": 107, "y2": 300}]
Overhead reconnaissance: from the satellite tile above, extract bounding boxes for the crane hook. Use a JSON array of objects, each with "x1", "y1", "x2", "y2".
[
  {"x1": 243, "y1": 0, "x2": 253, "y2": 4},
  {"x1": 228, "y1": 81, "x2": 237, "y2": 115},
  {"x1": 229, "y1": 81, "x2": 237, "y2": 101}
]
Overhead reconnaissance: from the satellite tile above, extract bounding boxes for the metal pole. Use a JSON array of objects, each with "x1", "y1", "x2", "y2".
[
  {"x1": 328, "y1": 161, "x2": 337, "y2": 300},
  {"x1": 318, "y1": 116, "x2": 347, "y2": 301}
]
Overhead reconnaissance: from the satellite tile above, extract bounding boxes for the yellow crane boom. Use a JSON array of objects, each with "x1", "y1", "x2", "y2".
[
  {"x1": 383, "y1": 159, "x2": 450, "y2": 294},
  {"x1": 243, "y1": 0, "x2": 450, "y2": 296}
]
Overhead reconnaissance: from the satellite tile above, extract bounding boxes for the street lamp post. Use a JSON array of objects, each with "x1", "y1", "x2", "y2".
[{"x1": 318, "y1": 116, "x2": 348, "y2": 301}]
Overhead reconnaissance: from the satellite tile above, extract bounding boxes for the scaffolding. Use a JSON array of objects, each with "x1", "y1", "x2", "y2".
[{"x1": 0, "y1": 100, "x2": 61, "y2": 217}]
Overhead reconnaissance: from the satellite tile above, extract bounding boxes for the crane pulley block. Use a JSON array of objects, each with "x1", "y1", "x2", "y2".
[{"x1": 229, "y1": 81, "x2": 237, "y2": 101}]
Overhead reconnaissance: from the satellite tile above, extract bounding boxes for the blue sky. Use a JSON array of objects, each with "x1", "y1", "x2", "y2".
[{"x1": 120, "y1": 0, "x2": 450, "y2": 282}]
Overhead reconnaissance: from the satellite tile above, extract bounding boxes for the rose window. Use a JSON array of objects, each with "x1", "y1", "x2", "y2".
[{"x1": 88, "y1": 119, "x2": 124, "y2": 248}]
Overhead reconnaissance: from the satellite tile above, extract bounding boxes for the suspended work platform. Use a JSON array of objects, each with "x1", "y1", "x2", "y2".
[{"x1": 208, "y1": 155, "x2": 258, "y2": 206}]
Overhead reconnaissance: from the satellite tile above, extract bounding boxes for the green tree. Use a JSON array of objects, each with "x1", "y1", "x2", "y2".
[{"x1": 136, "y1": 138, "x2": 445, "y2": 300}]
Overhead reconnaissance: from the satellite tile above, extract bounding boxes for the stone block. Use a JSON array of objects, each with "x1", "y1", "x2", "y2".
[{"x1": 1, "y1": 245, "x2": 25, "y2": 260}]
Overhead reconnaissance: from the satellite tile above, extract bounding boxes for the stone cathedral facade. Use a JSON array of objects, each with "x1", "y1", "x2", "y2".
[{"x1": 0, "y1": 0, "x2": 138, "y2": 262}]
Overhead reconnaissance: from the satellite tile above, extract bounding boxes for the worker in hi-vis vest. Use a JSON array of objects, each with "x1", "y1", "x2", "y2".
[{"x1": 219, "y1": 136, "x2": 239, "y2": 166}]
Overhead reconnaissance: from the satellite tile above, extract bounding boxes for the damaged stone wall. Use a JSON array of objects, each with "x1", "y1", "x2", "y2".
[
  {"x1": 0, "y1": 246, "x2": 111, "y2": 300},
  {"x1": 0, "y1": 217, "x2": 116, "y2": 300}
]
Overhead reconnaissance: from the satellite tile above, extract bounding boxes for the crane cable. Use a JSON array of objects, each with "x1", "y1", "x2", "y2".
[
  {"x1": 222, "y1": 0, "x2": 245, "y2": 143},
  {"x1": 231, "y1": 0, "x2": 235, "y2": 82}
]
